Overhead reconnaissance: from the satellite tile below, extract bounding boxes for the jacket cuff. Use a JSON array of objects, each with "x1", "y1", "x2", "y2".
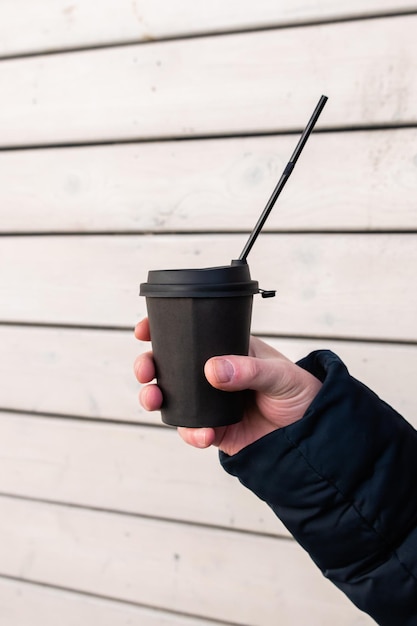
[{"x1": 219, "y1": 351, "x2": 417, "y2": 622}]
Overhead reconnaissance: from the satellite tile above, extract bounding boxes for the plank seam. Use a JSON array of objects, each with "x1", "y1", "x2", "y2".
[
  {"x1": 1, "y1": 229, "x2": 417, "y2": 237},
  {"x1": 0, "y1": 407, "x2": 163, "y2": 428},
  {"x1": 1, "y1": 322, "x2": 417, "y2": 346},
  {"x1": 0, "y1": 9, "x2": 415, "y2": 62},
  {"x1": 0, "y1": 573, "x2": 247, "y2": 626},
  {"x1": 0, "y1": 491, "x2": 290, "y2": 542},
  {"x1": 0, "y1": 123, "x2": 417, "y2": 152}
]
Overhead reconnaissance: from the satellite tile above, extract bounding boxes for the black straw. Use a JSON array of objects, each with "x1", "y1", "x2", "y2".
[{"x1": 238, "y1": 95, "x2": 328, "y2": 262}]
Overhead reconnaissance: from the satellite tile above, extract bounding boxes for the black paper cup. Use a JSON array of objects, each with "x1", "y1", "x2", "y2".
[{"x1": 140, "y1": 262, "x2": 259, "y2": 427}]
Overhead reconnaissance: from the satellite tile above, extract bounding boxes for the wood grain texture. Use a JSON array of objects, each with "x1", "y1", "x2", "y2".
[
  {"x1": 0, "y1": 234, "x2": 415, "y2": 340},
  {"x1": 1, "y1": 129, "x2": 416, "y2": 233},
  {"x1": 1, "y1": 16, "x2": 417, "y2": 147},
  {"x1": 0, "y1": 327, "x2": 415, "y2": 424},
  {"x1": 0, "y1": 0, "x2": 415, "y2": 56},
  {"x1": 0, "y1": 495, "x2": 374, "y2": 625},
  {"x1": 0, "y1": 577, "x2": 231, "y2": 626}
]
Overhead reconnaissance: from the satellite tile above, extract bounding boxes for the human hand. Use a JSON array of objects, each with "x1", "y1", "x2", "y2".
[{"x1": 134, "y1": 318, "x2": 322, "y2": 457}]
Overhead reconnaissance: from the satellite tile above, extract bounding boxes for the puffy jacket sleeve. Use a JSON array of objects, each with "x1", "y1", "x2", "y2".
[{"x1": 220, "y1": 350, "x2": 417, "y2": 625}]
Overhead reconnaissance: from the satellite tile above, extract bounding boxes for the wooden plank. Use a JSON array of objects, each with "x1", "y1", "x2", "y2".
[
  {"x1": 1, "y1": 129, "x2": 416, "y2": 232},
  {"x1": 0, "y1": 496, "x2": 374, "y2": 625},
  {"x1": 0, "y1": 412, "x2": 287, "y2": 537},
  {"x1": 0, "y1": 327, "x2": 415, "y2": 425},
  {"x1": 1, "y1": 16, "x2": 417, "y2": 146},
  {"x1": 0, "y1": 0, "x2": 415, "y2": 56},
  {"x1": 0, "y1": 326, "x2": 144, "y2": 423},
  {"x1": 0, "y1": 234, "x2": 416, "y2": 341},
  {"x1": 0, "y1": 577, "x2": 231, "y2": 626}
]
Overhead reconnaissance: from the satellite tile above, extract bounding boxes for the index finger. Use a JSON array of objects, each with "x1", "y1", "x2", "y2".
[
  {"x1": 249, "y1": 335, "x2": 291, "y2": 362},
  {"x1": 134, "y1": 317, "x2": 151, "y2": 341}
]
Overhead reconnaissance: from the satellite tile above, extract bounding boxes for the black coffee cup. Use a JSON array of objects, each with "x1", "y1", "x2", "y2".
[
  {"x1": 140, "y1": 261, "x2": 259, "y2": 428},
  {"x1": 139, "y1": 97, "x2": 328, "y2": 427}
]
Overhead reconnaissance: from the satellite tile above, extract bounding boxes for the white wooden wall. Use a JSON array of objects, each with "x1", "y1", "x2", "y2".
[{"x1": 0, "y1": 2, "x2": 416, "y2": 624}]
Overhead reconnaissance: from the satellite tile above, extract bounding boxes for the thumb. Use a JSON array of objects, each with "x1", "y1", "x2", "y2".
[{"x1": 204, "y1": 354, "x2": 294, "y2": 398}]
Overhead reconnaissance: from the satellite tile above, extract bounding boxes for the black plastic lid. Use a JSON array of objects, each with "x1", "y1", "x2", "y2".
[{"x1": 140, "y1": 262, "x2": 259, "y2": 298}]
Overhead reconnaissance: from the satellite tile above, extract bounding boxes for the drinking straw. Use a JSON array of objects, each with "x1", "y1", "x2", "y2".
[{"x1": 238, "y1": 95, "x2": 328, "y2": 262}]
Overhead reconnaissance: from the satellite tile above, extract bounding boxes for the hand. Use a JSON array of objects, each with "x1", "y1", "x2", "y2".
[{"x1": 134, "y1": 318, "x2": 322, "y2": 457}]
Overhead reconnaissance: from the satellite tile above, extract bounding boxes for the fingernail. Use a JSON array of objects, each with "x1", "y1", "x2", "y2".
[{"x1": 212, "y1": 358, "x2": 234, "y2": 383}]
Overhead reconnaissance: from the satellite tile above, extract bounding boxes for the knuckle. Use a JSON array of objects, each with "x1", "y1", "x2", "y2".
[{"x1": 244, "y1": 357, "x2": 262, "y2": 382}]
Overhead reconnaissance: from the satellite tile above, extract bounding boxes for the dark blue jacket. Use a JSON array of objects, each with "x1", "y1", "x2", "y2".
[{"x1": 220, "y1": 351, "x2": 417, "y2": 625}]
